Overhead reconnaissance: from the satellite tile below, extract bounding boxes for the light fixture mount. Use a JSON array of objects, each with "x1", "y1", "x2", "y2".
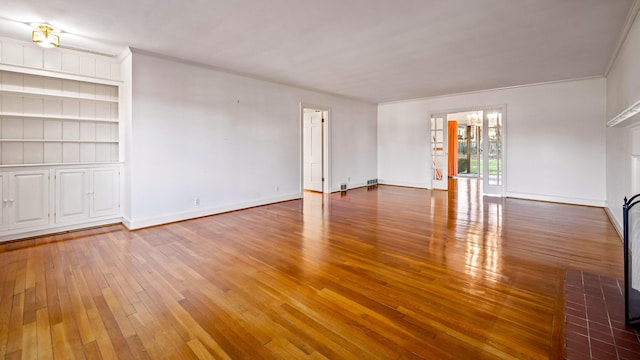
[{"x1": 32, "y1": 24, "x2": 60, "y2": 48}]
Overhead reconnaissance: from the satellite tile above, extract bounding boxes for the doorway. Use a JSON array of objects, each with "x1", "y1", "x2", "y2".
[
  {"x1": 302, "y1": 106, "x2": 329, "y2": 193},
  {"x1": 430, "y1": 106, "x2": 505, "y2": 196}
]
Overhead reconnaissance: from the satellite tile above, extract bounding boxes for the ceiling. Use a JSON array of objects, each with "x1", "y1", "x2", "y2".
[{"x1": 0, "y1": 0, "x2": 635, "y2": 103}]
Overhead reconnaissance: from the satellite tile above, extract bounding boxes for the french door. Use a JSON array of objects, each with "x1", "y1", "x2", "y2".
[
  {"x1": 430, "y1": 114, "x2": 448, "y2": 190},
  {"x1": 482, "y1": 107, "x2": 505, "y2": 196},
  {"x1": 430, "y1": 107, "x2": 505, "y2": 195}
]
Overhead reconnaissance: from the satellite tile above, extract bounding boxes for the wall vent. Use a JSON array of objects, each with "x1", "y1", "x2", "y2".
[
  {"x1": 340, "y1": 183, "x2": 347, "y2": 191},
  {"x1": 367, "y1": 178, "x2": 379, "y2": 186}
]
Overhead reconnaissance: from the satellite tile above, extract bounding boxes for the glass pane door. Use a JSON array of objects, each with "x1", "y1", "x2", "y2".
[
  {"x1": 483, "y1": 108, "x2": 504, "y2": 196},
  {"x1": 431, "y1": 114, "x2": 447, "y2": 190}
]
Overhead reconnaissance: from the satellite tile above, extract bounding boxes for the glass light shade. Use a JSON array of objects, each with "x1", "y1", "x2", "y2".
[{"x1": 32, "y1": 25, "x2": 60, "y2": 48}]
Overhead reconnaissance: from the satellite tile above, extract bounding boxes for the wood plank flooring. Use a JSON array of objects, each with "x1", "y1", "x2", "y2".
[{"x1": 0, "y1": 179, "x2": 624, "y2": 359}]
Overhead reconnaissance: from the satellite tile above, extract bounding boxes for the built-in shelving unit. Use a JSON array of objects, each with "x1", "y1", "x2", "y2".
[
  {"x1": 0, "y1": 70, "x2": 119, "y2": 166},
  {"x1": 0, "y1": 37, "x2": 124, "y2": 242}
]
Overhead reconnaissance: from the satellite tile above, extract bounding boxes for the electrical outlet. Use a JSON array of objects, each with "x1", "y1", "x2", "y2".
[
  {"x1": 347, "y1": 177, "x2": 350, "y2": 182},
  {"x1": 194, "y1": 197, "x2": 200, "y2": 206},
  {"x1": 275, "y1": 186, "x2": 279, "y2": 192}
]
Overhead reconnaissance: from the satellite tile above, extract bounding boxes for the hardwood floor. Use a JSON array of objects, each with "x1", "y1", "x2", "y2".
[{"x1": 0, "y1": 179, "x2": 624, "y2": 359}]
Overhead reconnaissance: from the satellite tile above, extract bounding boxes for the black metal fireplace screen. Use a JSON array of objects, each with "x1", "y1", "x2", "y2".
[{"x1": 624, "y1": 194, "x2": 640, "y2": 328}]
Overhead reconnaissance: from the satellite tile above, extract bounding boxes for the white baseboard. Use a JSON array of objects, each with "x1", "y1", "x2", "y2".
[
  {"x1": 121, "y1": 215, "x2": 133, "y2": 230},
  {"x1": 505, "y1": 192, "x2": 606, "y2": 207},
  {"x1": 604, "y1": 205, "x2": 623, "y2": 241},
  {"x1": 125, "y1": 192, "x2": 302, "y2": 230},
  {"x1": 377, "y1": 179, "x2": 430, "y2": 189}
]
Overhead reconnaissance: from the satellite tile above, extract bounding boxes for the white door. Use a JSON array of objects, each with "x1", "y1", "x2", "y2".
[
  {"x1": 55, "y1": 169, "x2": 90, "y2": 224},
  {"x1": 482, "y1": 108, "x2": 505, "y2": 196},
  {"x1": 90, "y1": 167, "x2": 120, "y2": 218},
  {"x1": 11, "y1": 170, "x2": 50, "y2": 229},
  {"x1": 0, "y1": 173, "x2": 8, "y2": 231},
  {"x1": 303, "y1": 111, "x2": 324, "y2": 192},
  {"x1": 430, "y1": 114, "x2": 448, "y2": 190}
]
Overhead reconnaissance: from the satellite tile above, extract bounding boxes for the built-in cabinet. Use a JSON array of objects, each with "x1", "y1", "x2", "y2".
[
  {"x1": 0, "y1": 169, "x2": 50, "y2": 231},
  {"x1": 55, "y1": 166, "x2": 119, "y2": 225},
  {"x1": 0, "y1": 165, "x2": 120, "y2": 240},
  {"x1": 0, "y1": 38, "x2": 123, "y2": 242}
]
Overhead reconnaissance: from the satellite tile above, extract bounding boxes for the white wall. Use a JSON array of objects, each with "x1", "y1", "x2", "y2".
[
  {"x1": 126, "y1": 51, "x2": 377, "y2": 229},
  {"x1": 378, "y1": 77, "x2": 607, "y2": 206},
  {"x1": 606, "y1": 10, "x2": 640, "y2": 230}
]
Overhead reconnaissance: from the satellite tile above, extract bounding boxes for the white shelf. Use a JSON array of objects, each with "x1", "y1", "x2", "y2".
[
  {"x1": 0, "y1": 113, "x2": 118, "y2": 123},
  {"x1": 0, "y1": 161, "x2": 121, "y2": 168},
  {"x1": 0, "y1": 67, "x2": 120, "y2": 168},
  {"x1": 0, "y1": 89, "x2": 118, "y2": 104},
  {"x1": 0, "y1": 139, "x2": 118, "y2": 143}
]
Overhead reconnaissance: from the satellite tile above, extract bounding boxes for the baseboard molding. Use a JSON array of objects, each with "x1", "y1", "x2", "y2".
[
  {"x1": 125, "y1": 192, "x2": 302, "y2": 230},
  {"x1": 604, "y1": 205, "x2": 623, "y2": 241},
  {"x1": 121, "y1": 215, "x2": 133, "y2": 230},
  {"x1": 377, "y1": 179, "x2": 430, "y2": 189},
  {"x1": 505, "y1": 192, "x2": 606, "y2": 207},
  {"x1": 0, "y1": 217, "x2": 122, "y2": 243}
]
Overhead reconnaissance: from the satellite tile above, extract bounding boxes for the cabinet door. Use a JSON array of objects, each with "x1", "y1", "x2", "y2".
[
  {"x1": 11, "y1": 170, "x2": 50, "y2": 229},
  {"x1": 90, "y1": 167, "x2": 119, "y2": 218},
  {"x1": 55, "y1": 169, "x2": 90, "y2": 224},
  {"x1": 0, "y1": 173, "x2": 9, "y2": 231}
]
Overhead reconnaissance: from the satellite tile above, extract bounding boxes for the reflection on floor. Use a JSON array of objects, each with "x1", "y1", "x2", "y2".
[{"x1": 448, "y1": 178, "x2": 640, "y2": 358}]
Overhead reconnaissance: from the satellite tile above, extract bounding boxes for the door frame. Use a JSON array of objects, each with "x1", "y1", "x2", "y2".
[
  {"x1": 300, "y1": 103, "x2": 331, "y2": 194},
  {"x1": 429, "y1": 105, "x2": 507, "y2": 195}
]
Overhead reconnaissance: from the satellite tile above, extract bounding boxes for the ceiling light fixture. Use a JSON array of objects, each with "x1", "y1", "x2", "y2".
[
  {"x1": 608, "y1": 100, "x2": 640, "y2": 127},
  {"x1": 31, "y1": 24, "x2": 60, "y2": 48}
]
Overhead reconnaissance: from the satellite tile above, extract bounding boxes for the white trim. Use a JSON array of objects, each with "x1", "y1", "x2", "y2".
[
  {"x1": 121, "y1": 215, "x2": 133, "y2": 230},
  {"x1": 605, "y1": 0, "x2": 640, "y2": 76},
  {"x1": 0, "y1": 217, "x2": 121, "y2": 243},
  {"x1": 124, "y1": 193, "x2": 302, "y2": 230},
  {"x1": 379, "y1": 76, "x2": 603, "y2": 105},
  {"x1": 378, "y1": 180, "x2": 430, "y2": 189},
  {"x1": 604, "y1": 205, "x2": 623, "y2": 241},
  {"x1": 506, "y1": 192, "x2": 606, "y2": 207}
]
